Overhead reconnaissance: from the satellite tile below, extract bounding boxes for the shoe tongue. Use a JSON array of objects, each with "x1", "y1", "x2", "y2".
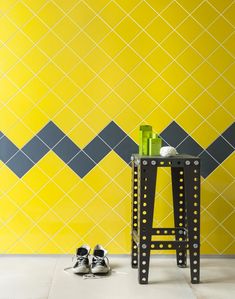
[
  {"x1": 94, "y1": 249, "x2": 104, "y2": 257},
  {"x1": 77, "y1": 247, "x2": 88, "y2": 256}
]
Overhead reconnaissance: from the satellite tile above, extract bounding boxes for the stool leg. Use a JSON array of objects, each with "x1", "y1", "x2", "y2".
[
  {"x1": 171, "y1": 167, "x2": 187, "y2": 267},
  {"x1": 138, "y1": 163, "x2": 157, "y2": 284},
  {"x1": 185, "y1": 163, "x2": 200, "y2": 284},
  {"x1": 131, "y1": 162, "x2": 139, "y2": 268}
]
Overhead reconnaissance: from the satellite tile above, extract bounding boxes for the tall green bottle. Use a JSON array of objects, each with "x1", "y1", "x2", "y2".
[{"x1": 139, "y1": 125, "x2": 152, "y2": 155}]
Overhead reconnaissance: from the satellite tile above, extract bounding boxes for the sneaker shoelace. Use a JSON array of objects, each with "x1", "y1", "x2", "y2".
[{"x1": 92, "y1": 255, "x2": 107, "y2": 267}]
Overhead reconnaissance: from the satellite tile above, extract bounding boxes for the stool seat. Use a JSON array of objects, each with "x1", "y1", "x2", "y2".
[{"x1": 131, "y1": 154, "x2": 200, "y2": 284}]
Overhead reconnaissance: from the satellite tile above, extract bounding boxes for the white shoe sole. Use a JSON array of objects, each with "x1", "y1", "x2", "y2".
[
  {"x1": 73, "y1": 267, "x2": 90, "y2": 274},
  {"x1": 91, "y1": 266, "x2": 110, "y2": 274}
]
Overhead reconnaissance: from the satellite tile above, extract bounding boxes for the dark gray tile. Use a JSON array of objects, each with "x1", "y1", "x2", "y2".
[
  {"x1": 0, "y1": 136, "x2": 19, "y2": 162},
  {"x1": 99, "y1": 121, "x2": 126, "y2": 148},
  {"x1": 84, "y1": 136, "x2": 110, "y2": 163},
  {"x1": 160, "y1": 121, "x2": 188, "y2": 147},
  {"x1": 177, "y1": 136, "x2": 203, "y2": 156},
  {"x1": 199, "y1": 150, "x2": 219, "y2": 178},
  {"x1": 222, "y1": 122, "x2": 235, "y2": 148},
  {"x1": 53, "y1": 136, "x2": 80, "y2": 163},
  {"x1": 0, "y1": 131, "x2": 3, "y2": 139},
  {"x1": 68, "y1": 151, "x2": 96, "y2": 178},
  {"x1": 37, "y1": 121, "x2": 65, "y2": 148},
  {"x1": 22, "y1": 136, "x2": 50, "y2": 163},
  {"x1": 114, "y1": 136, "x2": 138, "y2": 164},
  {"x1": 6, "y1": 151, "x2": 34, "y2": 178},
  {"x1": 207, "y1": 136, "x2": 234, "y2": 164}
]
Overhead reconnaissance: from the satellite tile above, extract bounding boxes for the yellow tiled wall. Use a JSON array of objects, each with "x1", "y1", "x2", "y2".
[{"x1": 0, "y1": 0, "x2": 234, "y2": 254}]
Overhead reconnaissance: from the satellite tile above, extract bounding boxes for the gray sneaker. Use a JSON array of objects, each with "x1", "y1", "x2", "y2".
[
  {"x1": 91, "y1": 245, "x2": 110, "y2": 274},
  {"x1": 72, "y1": 245, "x2": 90, "y2": 274}
]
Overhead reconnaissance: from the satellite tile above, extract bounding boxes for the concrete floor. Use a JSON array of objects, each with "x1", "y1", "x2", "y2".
[{"x1": 0, "y1": 256, "x2": 234, "y2": 299}]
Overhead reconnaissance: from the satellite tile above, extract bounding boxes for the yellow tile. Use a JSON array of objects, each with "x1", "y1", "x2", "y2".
[
  {"x1": 38, "y1": 181, "x2": 65, "y2": 206},
  {"x1": 192, "y1": 121, "x2": 218, "y2": 148},
  {"x1": 37, "y1": 63, "x2": 63, "y2": 87},
  {"x1": 22, "y1": 195, "x2": 49, "y2": 222},
  {"x1": 83, "y1": 107, "x2": 110, "y2": 132},
  {"x1": 115, "y1": 46, "x2": 142, "y2": 73},
  {"x1": 177, "y1": 17, "x2": 202, "y2": 42},
  {"x1": 83, "y1": 78, "x2": 110, "y2": 103},
  {"x1": 223, "y1": 95, "x2": 235, "y2": 118},
  {"x1": 53, "y1": 166, "x2": 81, "y2": 193},
  {"x1": 99, "y1": 1, "x2": 125, "y2": 27},
  {"x1": 0, "y1": 195, "x2": 18, "y2": 222},
  {"x1": 98, "y1": 151, "x2": 128, "y2": 178},
  {"x1": 85, "y1": 166, "x2": 110, "y2": 193},
  {"x1": 222, "y1": 212, "x2": 235, "y2": 237},
  {"x1": 0, "y1": 165, "x2": 18, "y2": 193},
  {"x1": 176, "y1": 106, "x2": 204, "y2": 133},
  {"x1": 112, "y1": 226, "x2": 130, "y2": 253},
  {"x1": 209, "y1": 0, "x2": 233, "y2": 12},
  {"x1": 114, "y1": 17, "x2": 141, "y2": 43},
  {"x1": 200, "y1": 240, "x2": 218, "y2": 254},
  {"x1": 114, "y1": 107, "x2": 142, "y2": 134},
  {"x1": 7, "y1": 180, "x2": 34, "y2": 206},
  {"x1": 68, "y1": 121, "x2": 95, "y2": 148},
  {"x1": 85, "y1": 17, "x2": 110, "y2": 43},
  {"x1": 0, "y1": 46, "x2": 18, "y2": 73},
  {"x1": 131, "y1": 2, "x2": 156, "y2": 27},
  {"x1": 160, "y1": 93, "x2": 188, "y2": 119},
  {"x1": 53, "y1": 17, "x2": 78, "y2": 42},
  {"x1": 7, "y1": 95, "x2": 34, "y2": 119},
  {"x1": 146, "y1": 46, "x2": 172, "y2": 73},
  {"x1": 178, "y1": 77, "x2": 204, "y2": 102},
  {"x1": 84, "y1": 195, "x2": 111, "y2": 222},
  {"x1": 208, "y1": 17, "x2": 233, "y2": 44},
  {"x1": 84, "y1": 47, "x2": 110, "y2": 72},
  {"x1": 0, "y1": 0, "x2": 18, "y2": 12},
  {"x1": 130, "y1": 94, "x2": 157, "y2": 118},
  {"x1": 223, "y1": 3, "x2": 235, "y2": 26},
  {"x1": 192, "y1": 2, "x2": 218, "y2": 27},
  {"x1": 223, "y1": 63, "x2": 235, "y2": 86},
  {"x1": 208, "y1": 46, "x2": 234, "y2": 73},
  {"x1": 130, "y1": 62, "x2": 157, "y2": 87},
  {"x1": 22, "y1": 227, "x2": 48, "y2": 252},
  {"x1": 114, "y1": 198, "x2": 130, "y2": 223},
  {"x1": 7, "y1": 211, "x2": 33, "y2": 236},
  {"x1": 22, "y1": 166, "x2": 49, "y2": 192},
  {"x1": 192, "y1": 32, "x2": 219, "y2": 58},
  {"x1": 6, "y1": 31, "x2": 33, "y2": 57},
  {"x1": 7, "y1": 62, "x2": 33, "y2": 88},
  {"x1": 99, "y1": 93, "x2": 126, "y2": 119},
  {"x1": 0, "y1": 16, "x2": 17, "y2": 43},
  {"x1": 84, "y1": 0, "x2": 110, "y2": 12},
  {"x1": 207, "y1": 107, "x2": 234, "y2": 133},
  {"x1": 192, "y1": 62, "x2": 218, "y2": 88},
  {"x1": 115, "y1": 77, "x2": 142, "y2": 103},
  {"x1": 67, "y1": 210, "x2": 96, "y2": 236},
  {"x1": 37, "y1": 33, "x2": 63, "y2": 57},
  {"x1": 23, "y1": 17, "x2": 48, "y2": 42},
  {"x1": 22, "y1": 107, "x2": 48, "y2": 133},
  {"x1": 68, "y1": 95, "x2": 96, "y2": 119},
  {"x1": 84, "y1": 226, "x2": 111, "y2": 250},
  {"x1": 37, "y1": 94, "x2": 64, "y2": 118},
  {"x1": 145, "y1": 77, "x2": 172, "y2": 102},
  {"x1": 145, "y1": 106, "x2": 172, "y2": 133},
  {"x1": 6, "y1": 121, "x2": 35, "y2": 148},
  {"x1": 22, "y1": 78, "x2": 48, "y2": 101},
  {"x1": 221, "y1": 181, "x2": 235, "y2": 206},
  {"x1": 99, "y1": 62, "x2": 126, "y2": 87},
  {"x1": 37, "y1": 2, "x2": 64, "y2": 27},
  {"x1": 222, "y1": 154, "x2": 235, "y2": 178},
  {"x1": 53, "y1": 107, "x2": 81, "y2": 133},
  {"x1": 37, "y1": 212, "x2": 62, "y2": 236},
  {"x1": 208, "y1": 77, "x2": 234, "y2": 102},
  {"x1": 113, "y1": 166, "x2": 131, "y2": 193},
  {"x1": 37, "y1": 152, "x2": 65, "y2": 178},
  {"x1": 68, "y1": 32, "x2": 95, "y2": 58},
  {"x1": 130, "y1": 32, "x2": 157, "y2": 57},
  {"x1": 161, "y1": 32, "x2": 188, "y2": 57},
  {"x1": 223, "y1": 241, "x2": 235, "y2": 255},
  {"x1": 192, "y1": 92, "x2": 218, "y2": 118},
  {"x1": 53, "y1": 196, "x2": 80, "y2": 222},
  {"x1": 99, "y1": 211, "x2": 126, "y2": 236},
  {"x1": 39, "y1": 241, "x2": 61, "y2": 254},
  {"x1": 161, "y1": 62, "x2": 188, "y2": 88},
  {"x1": 207, "y1": 226, "x2": 233, "y2": 253},
  {"x1": 207, "y1": 197, "x2": 233, "y2": 223},
  {"x1": 69, "y1": 1, "x2": 94, "y2": 27},
  {"x1": 99, "y1": 32, "x2": 126, "y2": 57},
  {"x1": 207, "y1": 165, "x2": 234, "y2": 194},
  {"x1": 0, "y1": 76, "x2": 18, "y2": 101},
  {"x1": 52, "y1": 77, "x2": 78, "y2": 102},
  {"x1": 146, "y1": 16, "x2": 172, "y2": 43},
  {"x1": 53, "y1": 47, "x2": 80, "y2": 73},
  {"x1": 200, "y1": 210, "x2": 219, "y2": 239},
  {"x1": 68, "y1": 180, "x2": 96, "y2": 208},
  {"x1": 99, "y1": 181, "x2": 127, "y2": 207},
  {"x1": 21, "y1": 0, "x2": 47, "y2": 11},
  {"x1": 161, "y1": 2, "x2": 188, "y2": 27},
  {"x1": 69, "y1": 63, "x2": 95, "y2": 87},
  {"x1": 0, "y1": 227, "x2": 17, "y2": 252},
  {"x1": 0, "y1": 106, "x2": 18, "y2": 131},
  {"x1": 177, "y1": 47, "x2": 203, "y2": 73},
  {"x1": 7, "y1": 240, "x2": 32, "y2": 254}
]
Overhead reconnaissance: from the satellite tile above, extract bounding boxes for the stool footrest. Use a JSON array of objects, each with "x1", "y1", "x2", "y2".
[
  {"x1": 151, "y1": 241, "x2": 189, "y2": 250},
  {"x1": 151, "y1": 227, "x2": 187, "y2": 236}
]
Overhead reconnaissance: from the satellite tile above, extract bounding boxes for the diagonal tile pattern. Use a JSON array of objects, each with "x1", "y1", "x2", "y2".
[{"x1": 0, "y1": 0, "x2": 234, "y2": 254}]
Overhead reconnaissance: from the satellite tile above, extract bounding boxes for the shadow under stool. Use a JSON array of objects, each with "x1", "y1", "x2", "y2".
[{"x1": 131, "y1": 154, "x2": 201, "y2": 284}]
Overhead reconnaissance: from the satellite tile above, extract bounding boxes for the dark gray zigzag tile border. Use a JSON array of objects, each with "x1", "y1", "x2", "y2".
[{"x1": 0, "y1": 121, "x2": 234, "y2": 179}]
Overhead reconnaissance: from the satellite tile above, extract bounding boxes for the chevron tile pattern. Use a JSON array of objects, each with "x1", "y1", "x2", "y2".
[
  {"x1": 1, "y1": 121, "x2": 234, "y2": 178},
  {"x1": 0, "y1": 0, "x2": 234, "y2": 254}
]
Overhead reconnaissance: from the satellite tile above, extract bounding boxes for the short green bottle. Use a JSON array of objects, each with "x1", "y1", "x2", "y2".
[{"x1": 148, "y1": 133, "x2": 162, "y2": 156}]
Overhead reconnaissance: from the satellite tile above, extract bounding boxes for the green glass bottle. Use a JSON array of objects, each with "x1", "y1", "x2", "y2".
[
  {"x1": 148, "y1": 133, "x2": 162, "y2": 156},
  {"x1": 139, "y1": 125, "x2": 152, "y2": 155}
]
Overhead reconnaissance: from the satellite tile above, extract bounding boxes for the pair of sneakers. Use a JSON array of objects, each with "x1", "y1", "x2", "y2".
[{"x1": 72, "y1": 244, "x2": 110, "y2": 275}]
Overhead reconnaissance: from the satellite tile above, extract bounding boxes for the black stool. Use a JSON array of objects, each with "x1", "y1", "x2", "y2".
[{"x1": 131, "y1": 154, "x2": 200, "y2": 284}]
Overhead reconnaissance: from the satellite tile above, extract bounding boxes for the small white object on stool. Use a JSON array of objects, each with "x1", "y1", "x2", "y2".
[{"x1": 160, "y1": 146, "x2": 178, "y2": 157}]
